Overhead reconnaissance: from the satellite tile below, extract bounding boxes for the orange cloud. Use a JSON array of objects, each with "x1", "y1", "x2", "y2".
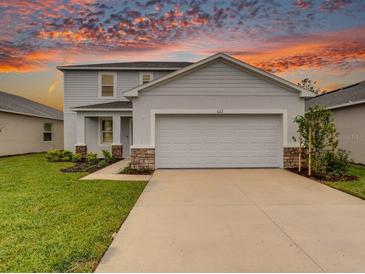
[
  {"x1": 48, "y1": 71, "x2": 62, "y2": 96},
  {"x1": 224, "y1": 26, "x2": 365, "y2": 73},
  {"x1": 323, "y1": 82, "x2": 343, "y2": 91},
  {"x1": 0, "y1": 48, "x2": 77, "y2": 73},
  {"x1": 38, "y1": 30, "x2": 90, "y2": 42},
  {"x1": 1, "y1": 0, "x2": 364, "y2": 75}
]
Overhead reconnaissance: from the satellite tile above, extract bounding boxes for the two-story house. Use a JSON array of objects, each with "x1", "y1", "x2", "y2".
[
  {"x1": 58, "y1": 53, "x2": 315, "y2": 170},
  {"x1": 58, "y1": 60, "x2": 192, "y2": 159}
]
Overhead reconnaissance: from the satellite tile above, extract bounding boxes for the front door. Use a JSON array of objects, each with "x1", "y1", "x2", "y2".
[{"x1": 121, "y1": 117, "x2": 131, "y2": 158}]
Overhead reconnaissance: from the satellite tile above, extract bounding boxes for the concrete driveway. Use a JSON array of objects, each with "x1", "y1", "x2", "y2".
[{"x1": 96, "y1": 169, "x2": 365, "y2": 272}]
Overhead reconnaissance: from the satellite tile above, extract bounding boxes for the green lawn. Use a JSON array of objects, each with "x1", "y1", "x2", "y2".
[
  {"x1": 0, "y1": 153, "x2": 147, "y2": 272},
  {"x1": 326, "y1": 164, "x2": 365, "y2": 199}
]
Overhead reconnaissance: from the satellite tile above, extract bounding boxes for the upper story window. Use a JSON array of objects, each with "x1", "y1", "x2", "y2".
[
  {"x1": 139, "y1": 72, "x2": 153, "y2": 85},
  {"x1": 99, "y1": 72, "x2": 117, "y2": 98},
  {"x1": 43, "y1": 123, "x2": 53, "y2": 142}
]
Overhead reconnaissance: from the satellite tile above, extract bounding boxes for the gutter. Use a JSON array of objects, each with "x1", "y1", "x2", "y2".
[
  {"x1": 71, "y1": 108, "x2": 132, "y2": 112},
  {"x1": 57, "y1": 66, "x2": 182, "y2": 71},
  {"x1": 327, "y1": 99, "x2": 365, "y2": 110}
]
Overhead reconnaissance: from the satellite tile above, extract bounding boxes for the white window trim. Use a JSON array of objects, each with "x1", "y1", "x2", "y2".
[
  {"x1": 43, "y1": 122, "x2": 53, "y2": 143},
  {"x1": 129, "y1": 117, "x2": 133, "y2": 150},
  {"x1": 98, "y1": 72, "x2": 117, "y2": 99},
  {"x1": 139, "y1": 72, "x2": 154, "y2": 85},
  {"x1": 98, "y1": 117, "x2": 113, "y2": 146}
]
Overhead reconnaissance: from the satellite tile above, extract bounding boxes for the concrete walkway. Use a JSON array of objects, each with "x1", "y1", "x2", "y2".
[
  {"x1": 96, "y1": 169, "x2": 365, "y2": 272},
  {"x1": 81, "y1": 159, "x2": 151, "y2": 181}
]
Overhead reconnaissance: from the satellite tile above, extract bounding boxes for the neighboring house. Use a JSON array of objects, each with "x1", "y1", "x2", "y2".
[
  {"x1": 306, "y1": 81, "x2": 365, "y2": 164},
  {"x1": 58, "y1": 53, "x2": 315, "y2": 169},
  {"x1": 0, "y1": 91, "x2": 63, "y2": 156}
]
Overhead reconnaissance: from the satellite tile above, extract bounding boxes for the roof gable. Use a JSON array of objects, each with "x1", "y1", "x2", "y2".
[
  {"x1": 124, "y1": 53, "x2": 316, "y2": 98},
  {"x1": 306, "y1": 80, "x2": 365, "y2": 110},
  {"x1": 133, "y1": 59, "x2": 300, "y2": 97},
  {"x1": 0, "y1": 91, "x2": 63, "y2": 120}
]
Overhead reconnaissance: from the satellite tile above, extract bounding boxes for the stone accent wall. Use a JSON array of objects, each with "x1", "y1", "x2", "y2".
[
  {"x1": 75, "y1": 145, "x2": 87, "y2": 158},
  {"x1": 131, "y1": 148, "x2": 155, "y2": 170},
  {"x1": 112, "y1": 145, "x2": 123, "y2": 159},
  {"x1": 284, "y1": 147, "x2": 306, "y2": 169}
]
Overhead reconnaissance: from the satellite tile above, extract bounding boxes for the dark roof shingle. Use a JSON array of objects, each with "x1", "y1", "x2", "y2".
[
  {"x1": 0, "y1": 91, "x2": 63, "y2": 120},
  {"x1": 73, "y1": 101, "x2": 132, "y2": 110},
  {"x1": 306, "y1": 81, "x2": 365, "y2": 110},
  {"x1": 58, "y1": 61, "x2": 193, "y2": 70}
]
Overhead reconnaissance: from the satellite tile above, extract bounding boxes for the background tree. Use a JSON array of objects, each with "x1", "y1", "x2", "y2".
[{"x1": 297, "y1": 78, "x2": 325, "y2": 94}]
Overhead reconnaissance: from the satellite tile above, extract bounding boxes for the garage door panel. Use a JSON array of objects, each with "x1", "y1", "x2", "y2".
[{"x1": 156, "y1": 114, "x2": 282, "y2": 168}]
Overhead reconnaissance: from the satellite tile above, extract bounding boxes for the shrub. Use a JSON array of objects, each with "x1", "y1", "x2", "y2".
[
  {"x1": 86, "y1": 152, "x2": 98, "y2": 165},
  {"x1": 294, "y1": 106, "x2": 344, "y2": 177},
  {"x1": 62, "y1": 150, "x2": 73, "y2": 162},
  {"x1": 102, "y1": 149, "x2": 114, "y2": 163},
  {"x1": 46, "y1": 150, "x2": 74, "y2": 162},
  {"x1": 72, "y1": 153, "x2": 83, "y2": 163},
  {"x1": 121, "y1": 164, "x2": 152, "y2": 175},
  {"x1": 294, "y1": 106, "x2": 338, "y2": 156},
  {"x1": 315, "y1": 149, "x2": 350, "y2": 179},
  {"x1": 121, "y1": 165, "x2": 133, "y2": 174},
  {"x1": 97, "y1": 159, "x2": 108, "y2": 168},
  {"x1": 46, "y1": 150, "x2": 61, "y2": 162}
]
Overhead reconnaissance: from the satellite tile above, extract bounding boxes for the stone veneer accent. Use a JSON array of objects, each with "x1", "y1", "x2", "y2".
[
  {"x1": 112, "y1": 145, "x2": 123, "y2": 159},
  {"x1": 131, "y1": 148, "x2": 155, "y2": 170},
  {"x1": 130, "y1": 147, "x2": 305, "y2": 169},
  {"x1": 284, "y1": 147, "x2": 306, "y2": 169},
  {"x1": 75, "y1": 145, "x2": 87, "y2": 158}
]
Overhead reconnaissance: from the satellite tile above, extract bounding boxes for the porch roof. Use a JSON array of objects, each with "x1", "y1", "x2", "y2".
[{"x1": 72, "y1": 101, "x2": 132, "y2": 111}]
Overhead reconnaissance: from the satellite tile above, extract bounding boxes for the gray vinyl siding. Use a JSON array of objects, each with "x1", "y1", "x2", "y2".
[
  {"x1": 64, "y1": 112, "x2": 77, "y2": 151},
  {"x1": 0, "y1": 112, "x2": 63, "y2": 156},
  {"x1": 332, "y1": 104, "x2": 365, "y2": 164},
  {"x1": 64, "y1": 70, "x2": 169, "y2": 110},
  {"x1": 142, "y1": 61, "x2": 298, "y2": 96},
  {"x1": 132, "y1": 60, "x2": 304, "y2": 147},
  {"x1": 63, "y1": 70, "x2": 169, "y2": 151}
]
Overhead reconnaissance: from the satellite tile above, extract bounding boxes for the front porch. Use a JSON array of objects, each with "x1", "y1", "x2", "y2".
[{"x1": 72, "y1": 102, "x2": 133, "y2": 159}]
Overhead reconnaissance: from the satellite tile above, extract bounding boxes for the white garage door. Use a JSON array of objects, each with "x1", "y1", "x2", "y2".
[{"x1": 155, "y1": 114, "x2": 283, "y2": 168}]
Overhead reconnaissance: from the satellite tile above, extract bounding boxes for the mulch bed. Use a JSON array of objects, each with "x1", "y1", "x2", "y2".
[
  {"x1": 288, "y1": 168, "x2": 358, "y2": 182},
  {"x1": 61, "y1": 159, "x2": 120, "y2": 173},
  {"x1": 120, "y1": 168, "x2": 154, "y2": 175},
  {"x1": 61, "y1": 162, "x2": 94, "y2": 173}
]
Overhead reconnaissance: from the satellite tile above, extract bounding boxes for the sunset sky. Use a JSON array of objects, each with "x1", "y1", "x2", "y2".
[{"x1": 0, "y1": 0, "x2": 364, "y2": 110}]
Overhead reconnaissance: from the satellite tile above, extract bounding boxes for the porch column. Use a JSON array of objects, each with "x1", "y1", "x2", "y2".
[
  {"x1": 75, "y1": 113, "x2": 87, "y2": 157},
  {"x1": 112, "y1": 115, "x2": 123, "y2": 159}
]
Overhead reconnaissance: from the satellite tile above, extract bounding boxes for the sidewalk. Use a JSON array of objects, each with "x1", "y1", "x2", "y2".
[{"x1": 80, "y1": 159, "x2": 152, "y2": 181}]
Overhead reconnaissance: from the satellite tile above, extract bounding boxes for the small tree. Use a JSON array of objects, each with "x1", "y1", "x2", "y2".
[
  {"x1": 297, "y1": 78, "x2": 325, "y2": 94},
  {"x1": 294, "y1": 106, "x2": 339, "y2": 175}
]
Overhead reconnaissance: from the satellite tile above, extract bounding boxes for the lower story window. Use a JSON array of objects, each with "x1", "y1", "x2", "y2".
[
  {"x1": 101, "y1": 118, "x2": 113, "y2": 144},
  {"x1": 43, "y1": 123, "x2": 53, "y2": 142}
]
